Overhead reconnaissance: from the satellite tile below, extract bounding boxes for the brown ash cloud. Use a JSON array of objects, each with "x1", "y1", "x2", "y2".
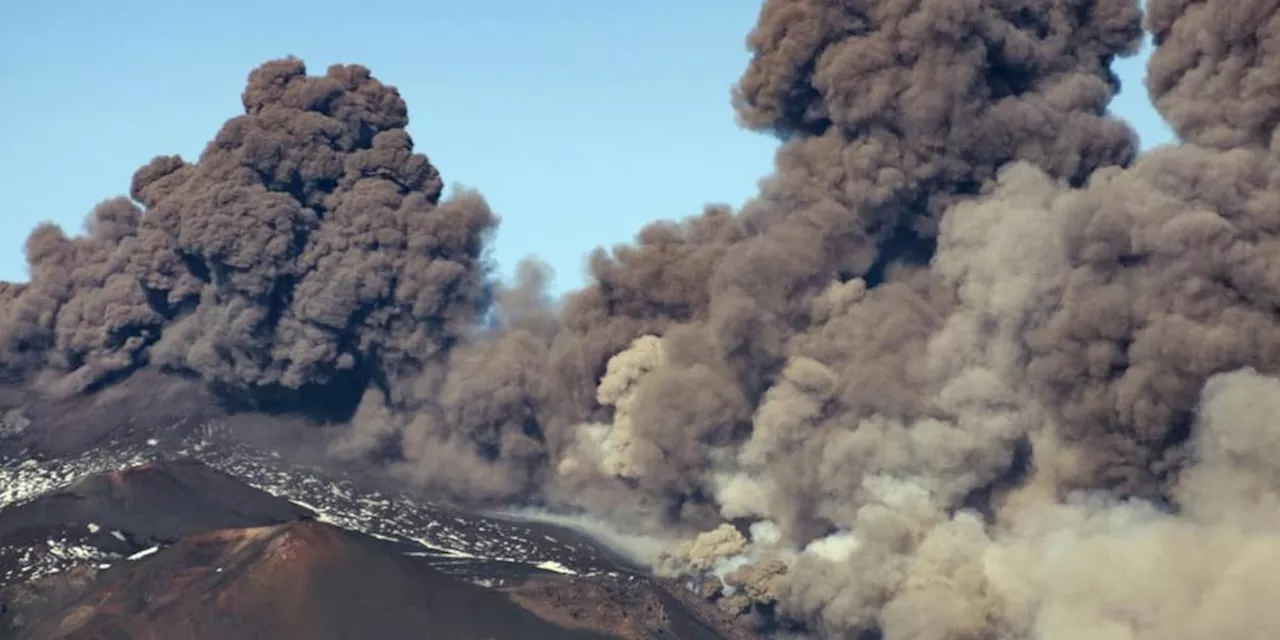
[
  {"x1": 540, "y1": 0, "x2": 1145, "y2": 525},
  {"x1": 1, "y1": 57, "x2": 497, "y2": 433},
  {"x1": 563, "y1": 0, "x2": 1280, "y2": 637},
  {"x1": 1020, "y1": 0, "x2": 1280, "y2": 499},
  {"x1": 669, "y1": 0, "x2": 1280, "y2": 637}
]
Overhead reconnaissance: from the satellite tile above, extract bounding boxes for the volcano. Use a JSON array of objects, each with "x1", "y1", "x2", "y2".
[
  {"x1": 0, "y1": 428, "x2": 756, "y2": 640},
  {"x1": 16, "y1": 519, "x2": 614, "y2": 640}
]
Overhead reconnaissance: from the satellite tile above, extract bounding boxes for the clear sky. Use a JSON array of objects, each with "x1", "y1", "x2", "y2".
[{"x1": 1, "y1": 0, "x2": 1175, "y2": 294}]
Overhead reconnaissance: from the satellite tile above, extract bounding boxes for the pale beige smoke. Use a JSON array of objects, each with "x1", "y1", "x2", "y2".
[
  {"x1": 669, "y1": 523, "x2": 749, "y2": 573},
  {"x1": 1146, "y1": 0, "x2": 1280, "y2": 148},
  {"x1": 658, "y1": 156, "x2": 1280, "y2": 636},
  {"x1": 612, "y1": 163, "x2": 1072, "y2": 637},
  {"x1": 557, "y1": 334, "x2": 668, "y2": 480},
  {"x1": 981, "y1": 368, "x2": 1280, "y2": 640},
  {"x1": 711, "y1": 162, "x2": 1068, "y2": 532}
]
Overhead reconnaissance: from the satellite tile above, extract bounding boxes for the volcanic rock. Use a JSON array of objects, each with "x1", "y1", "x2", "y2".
[
  {"x1": 16, "y1": 519, "x2": 619, "y2": 640},
  {"x1": 0, "y1": 458, "x2": 311, "y2": 559},
  {"x1": 0, "y1": 458, "x2": 759, "y2": 639}
]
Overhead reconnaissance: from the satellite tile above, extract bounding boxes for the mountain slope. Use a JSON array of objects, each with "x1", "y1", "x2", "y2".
[
  {"x1": 18, "y1": 519, "x2": 614, "y2": 640},
  {"x1": 0, "y1": 458, "x2": 312, "y2": 548},
  {"x1": 0, "y1": 455, "x2": 759, "y2": 640}
]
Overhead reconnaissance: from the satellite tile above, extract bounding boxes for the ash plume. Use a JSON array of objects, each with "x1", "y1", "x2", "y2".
[
  {"x1": 8, "y1": 0, "x2": 1280, "y2": 638},
  {"x1": 543, "y1": 0, "x2": 1145, "y2": 523},
  {"x1": 1, "y1": 57, "x2": 497, "y2": 422},
  {"x1": 551, "y1": 0, "x2": 1280, "y2": 637}
]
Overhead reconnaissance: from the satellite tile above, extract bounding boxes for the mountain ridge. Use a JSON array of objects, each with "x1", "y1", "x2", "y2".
[{"x1": 0, "y1": 449, "x2": 758, "y2": 640}]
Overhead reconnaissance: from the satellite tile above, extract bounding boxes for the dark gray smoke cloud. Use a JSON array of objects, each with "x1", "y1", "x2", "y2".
[{"x1": 8, "y1": 0, "x2": 1280, "y2": 637}]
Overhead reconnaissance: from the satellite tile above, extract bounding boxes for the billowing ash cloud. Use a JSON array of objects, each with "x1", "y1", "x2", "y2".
[
  {"x1": 1, "y1": 58, "x2": 496, "y2": 415},
  {"x1": 1145, "y1": 0, "x2": 1280, "y2": 148},
  {"x1": 538, "y1": 0, "x2": 1145, "y2": 520},
  {"x1": 8, "y1": 0, "x2": 1280, "y2": 637},
  {"x1": 1018, "y1": 0, "x2": 1280, "y2": 500}
]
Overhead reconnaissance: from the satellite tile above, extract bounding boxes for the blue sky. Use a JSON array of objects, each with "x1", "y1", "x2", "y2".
[{"x1": 1, "y1": 1, "x2": 1174, "y2": 293}]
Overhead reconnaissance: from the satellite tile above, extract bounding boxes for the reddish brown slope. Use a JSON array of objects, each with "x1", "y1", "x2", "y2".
[
  {"x1": 18, "y1": 519, "x2": 617, "y2": 640},
  {"x1": 0, "y1": 458, "x2": 759, "y2": 640}
]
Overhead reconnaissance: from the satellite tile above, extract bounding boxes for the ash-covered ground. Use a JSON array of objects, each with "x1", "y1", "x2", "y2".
[
  {"x1": 0, "y1": 419, "x2": 634, "y2": 593},
  {"x1": 0, "y1": 418, "x2": 757, "y2": 640}
]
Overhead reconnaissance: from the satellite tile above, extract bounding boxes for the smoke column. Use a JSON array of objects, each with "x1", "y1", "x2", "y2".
[
  {"x1": 7, "y1": 0, "x2": 1280, "y2": 637},
  {"x1": 0, "y1": 59, "x2": 501, "y2": 455}
]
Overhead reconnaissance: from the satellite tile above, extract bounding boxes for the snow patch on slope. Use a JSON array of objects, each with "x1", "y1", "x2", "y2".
[{"x1": 0, "y1": 423, "x2": 612, "y2": 589}]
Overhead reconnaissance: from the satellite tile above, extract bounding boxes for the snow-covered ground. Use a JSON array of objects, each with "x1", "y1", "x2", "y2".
[
  {"x1": 0, "y1": 533, "x2": 115, "y2": 584},
  {"x1": 0, "y1": 424, "x2": 627, "y2": 589}
]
